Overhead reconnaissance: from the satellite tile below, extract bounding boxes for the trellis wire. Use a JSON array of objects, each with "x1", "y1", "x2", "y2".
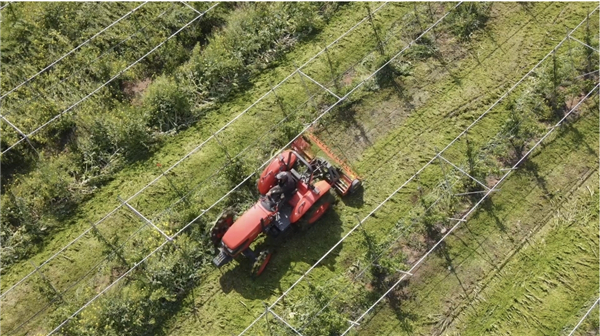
[
  {"x1": 151, "y1": 2, "x2": 440, "y2": 224},
  {"x1": 44, "y1": 5, "x2": 460, "y2": 334},
  {"x1": 0, "y1": 2, "x2": 218, "y2": 298},
  {"x1": 10, "y1": 8, "x2": 445, "y2": 329},
  {"x1": 0, "y1": 1, "x2": 390, "y2": 299},
  {"x1": 567, "y1": 298, "x2": 600, "y2": 336},
  {"x1": 236, "y1": 8, "x2": 598, "y2": 334},
  {"x1": 295, "y1": 104, "x2": 539, "y2": 332},
  {"x1": 0, "y1": 2, "x2": 149, "y2": 100},
  {"x1": 338, "y1": 83, "x2": 598, "y2": 336},
  {"x1": 0, "y1": 3, "x2": 219, "y2": 155},
  {"x1": 1, "y1": 2, "x2": 180, "y2": 119}
]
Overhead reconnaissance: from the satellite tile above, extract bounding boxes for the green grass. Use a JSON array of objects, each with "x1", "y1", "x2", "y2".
[
  {"x1": 0, "y1": 2, "x2": 423, "y2": 333},
  {"x1": 160, "y1": 3, "x2": 599, "y2": 336},
  {"x1": 1, "y1": 2, "x2": 598, "y2": 335},
  {"x1": 355, "y1": 108, "x2": 599, "y2": 336}
]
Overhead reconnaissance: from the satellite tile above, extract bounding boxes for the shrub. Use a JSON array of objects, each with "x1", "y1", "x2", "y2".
[
  {"x1": 141, "y1": 75, "x2": 195, "y2": 133},
  {"x1": 0, "y1": 154, "x2": 85, "y2": 264},
  {"x1": 185, "y1": 3, "x2": 333, "y2": 102},
  {"x1": 405, "y1": 35, "x2": 437, "y2": 60},
  {"x1": 75, "y1": 104, "x2": 153, "y2": 184},
  {"x1": 448, "y1": 3, "x2": 491, "y2": 41}
]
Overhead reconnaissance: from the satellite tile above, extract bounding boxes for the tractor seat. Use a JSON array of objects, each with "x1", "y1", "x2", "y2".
[{"x1": 289, "y1": 168, "x2": 302, "y2": 182}]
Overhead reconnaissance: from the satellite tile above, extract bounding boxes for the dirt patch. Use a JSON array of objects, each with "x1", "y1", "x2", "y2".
[
  {"x1": 401, "y1": 234, "x2": 426, "y2": 265},
  {"x1": 341, "y1": 69, "x2": 356, "y2": 86},
  {"x1": 486, "y1": 175, "x2": 500, "y2": 188},
  {"x1": 123, "y1": 78, "x2": 152, "y2": 103}
]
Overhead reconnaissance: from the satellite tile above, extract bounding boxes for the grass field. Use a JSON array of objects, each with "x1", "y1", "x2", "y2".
[{"x1": 1, "y1": 2, "x2": 598, "y2": 336}]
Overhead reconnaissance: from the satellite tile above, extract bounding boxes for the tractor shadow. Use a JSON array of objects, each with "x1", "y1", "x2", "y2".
[
  {"x1": 218, "y1": 209, "x2": 344, "y2": 300},
  {"x1": 340, "y1": 183, "x2": 365, "y2": 208}
]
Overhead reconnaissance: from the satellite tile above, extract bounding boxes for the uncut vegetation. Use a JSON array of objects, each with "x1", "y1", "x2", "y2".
[
  {"x1": 0, "y1": 2, "x2": 597, "y2": 336},
  {"x1": 1, "y1": 1, "x2": 339, "y2": 267}
]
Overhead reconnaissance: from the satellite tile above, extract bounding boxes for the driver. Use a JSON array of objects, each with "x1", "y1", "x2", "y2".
[
  {"x1": 265, "y1": 185, "x2": 285, "y2": 210},
  {"x1": 275, "y1": 171, "x2": 296, "y2": 198}
]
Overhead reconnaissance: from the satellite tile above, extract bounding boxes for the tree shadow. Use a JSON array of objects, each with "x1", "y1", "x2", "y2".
[
  {"x1": 519, "y1": 160, "x2": 549, "y2": 195},
  {"x1": 561, "y1": 122, "x2": 597, "y2": 157},
  {"x1": 329, "y1": 99, "x2": 374, "y2": 152},
  {"x1": 480, "y1": 197, "x2": 507, "y2": 233},
  {"x1": 218, "y1": 209, "x2": 344, "y2": 300},
  {"x1": 383, "y1": 280, "x2": 418, "y2": 334}
]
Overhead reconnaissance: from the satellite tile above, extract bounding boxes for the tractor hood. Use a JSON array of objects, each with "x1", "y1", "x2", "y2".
[{"x1": 221, "y1": 202, "x2": 272, "y2": 254}]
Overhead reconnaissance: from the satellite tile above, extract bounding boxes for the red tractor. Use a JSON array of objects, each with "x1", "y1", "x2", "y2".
[{"x1": 211, "y1": 135, "x2": 360, "y2": 276}]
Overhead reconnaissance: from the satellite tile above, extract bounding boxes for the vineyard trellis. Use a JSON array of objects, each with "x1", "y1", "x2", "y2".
[
  {"x1": 0, "y1": 0, "x2": 218, "y2": 299},
  {"x1": 0, "y1": 2, "x2": 596, "y2": 335},
  {"x1": 0, "y1": 1, "x2": 397, "y2": 303},
  {"x1": 236, "y1": 6, "x2": 599, "y2": 335},
  {"x1": 40, "y1": 4, "x2": 463, "y2": 335},
  {"x1": 567, "y1": 298, "x2": 600, "y2": 336},
  {"x1": 338, "y1": 83, "x2": 598, "y2": 336},
  {"x1": 0, "y1": 2, "x2": 148, "y2": 100},
  {"x1": 0, "y1": 2, "x2": 181, "y2": 119},
  {"x1": 1, "y1": 2, "x2": 426, "y2": 333},
  {"x1": 11, "y1": 6, "x2": 447, "y2": 331}
]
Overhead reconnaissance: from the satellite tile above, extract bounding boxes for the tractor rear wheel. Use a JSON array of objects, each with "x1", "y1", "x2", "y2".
[
  {"x1": 251, "y1": 250, "x2": 272, "y2": 277},
  {"x1": 301, "y1": 192, "x2": 334, "y2": 230}
]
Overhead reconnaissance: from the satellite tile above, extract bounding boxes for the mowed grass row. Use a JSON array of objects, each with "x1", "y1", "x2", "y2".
[
  {"x1": 163, "y1": 3, "x2": 598, "y2": 335},
  {"x1": 356, "y1": 110, "x2": 599, "y2": 336}
]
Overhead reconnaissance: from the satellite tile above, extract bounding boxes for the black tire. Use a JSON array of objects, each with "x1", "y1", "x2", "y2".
[
  {"x1": 251, "y1": 250, "x2": 272, "y2": 277},
  {"x1": 210, "y1": 208, "x2": 235, "y2": 247},
  {"x1": 349, "y1": 179, "x2": 362, "y2": 195}
]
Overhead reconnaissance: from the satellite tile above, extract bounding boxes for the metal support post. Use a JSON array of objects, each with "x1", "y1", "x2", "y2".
[
  {"x1": 435, "y1": 148, "x2": 451, "y2": 193},
  {"x1": 155, "y1": 162, "x2": 188, "y2": 206},
  {"x1": 438, "y1": 154, "x2": 489, "y2": 191},
  {"x1": 119, "y1": 197, "x2": 172, "y2": 242},
  {"x1": 29, "y1": 261, "x2": 65, "y2": 303},
  {"x1": 212, "y1": 131, "x2": 233, "y2": 161},
  {"x1": 323, "y1": 46, "x2": 341, "y2": 91},
  {"x1": 1, "y1": 115, "x2": 40, "y2": 156},
  {"x1": 271, "y1": 87, "x2": 288, "y2": 118},
  {"x1": 298, "y1": 69, "x2": 341, "y2": 100}
]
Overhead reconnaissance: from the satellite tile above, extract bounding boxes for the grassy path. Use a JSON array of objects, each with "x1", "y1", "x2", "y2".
[
  {"x1": 0, "y1": 2, "x2": 419, "y2": 334},
  {"x1": 163, "y1": 3, "x2": 598, "y2": 335},
  {"x1": 357, "y1": 109, "x2": 598, "y2": 336}
]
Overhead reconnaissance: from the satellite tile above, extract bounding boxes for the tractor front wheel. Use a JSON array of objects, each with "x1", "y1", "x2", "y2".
[
  {"x1": 210, "y1": 209, "x2": 235, "y2": 247},
  {"x1": 349, "y1": 179, "x2": 362, "y2": 195},
  {"x1": 251, "y1": 250, "x2": 272, "y2": 277}
]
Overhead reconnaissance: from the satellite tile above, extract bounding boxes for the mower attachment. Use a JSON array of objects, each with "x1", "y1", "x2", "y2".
[{"x1": 291, "y1": 134, "x2": 361, "y2": 196}]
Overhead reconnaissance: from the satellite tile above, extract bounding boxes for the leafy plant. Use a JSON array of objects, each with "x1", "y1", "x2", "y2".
[
  {"x1": 448, "y1": 3, "x2": 491, "y2": 41},
  {"x1": 142, "y1": 75, "x2": 195, "y2": 133}
]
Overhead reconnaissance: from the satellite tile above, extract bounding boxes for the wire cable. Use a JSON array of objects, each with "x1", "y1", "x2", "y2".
[
  {"x1": 339, "y1": 83, "x2": 598, "y2": 336},
  {"x1": 236, "y1": 7, "x2": 598, "y2": 334},
  {"x1": 1, "y1": 3, "x2": 218, "y2": 155},
  {"x1": 0, "y1": 2, "x2": 149, "y2": 100},
  {"x1": 1, "y1": 2, "x2": 179, "y2": 119},
  {"x1": 43, "y1": 4, "x2": 460, "y2": 334},
  {"x1": 0, "y1": 1, "x2": 389, "y2": 299}
]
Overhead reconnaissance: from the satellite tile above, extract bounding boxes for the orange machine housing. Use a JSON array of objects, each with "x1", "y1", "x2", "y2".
[{"x1": 257, "y1": 150, "x2": 297, "y2": 195}]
